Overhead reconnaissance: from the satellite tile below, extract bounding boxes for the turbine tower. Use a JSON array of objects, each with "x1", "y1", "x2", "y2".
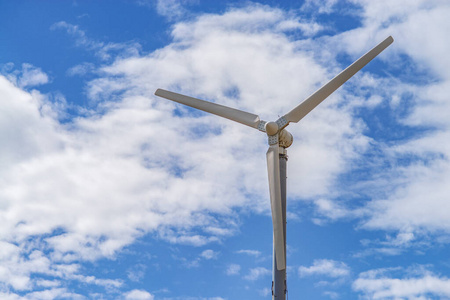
[{"x1": 155, "y1": 36, "x2": 393, "y2": 299}]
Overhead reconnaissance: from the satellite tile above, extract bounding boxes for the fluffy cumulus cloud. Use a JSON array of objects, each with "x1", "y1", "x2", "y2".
[
  {"x1": 200, "y1": 249, "x2": 218, "y2": 260},
  {"x1": 3, "y1": 4, "x2": 365, "y2": 295},
  {"x1": 1, "y1": 63, "x2": 49, "y2": 88},
  {"x1": 124, "y1": 289, "x2": 154, "y2": 300},
  {"x1": 335, "y1": 0, "x2": 450, "y2": 238},
  {"x1": 282, "y1": 0, "x2": 450, "y2": 243},
  {"x1": 3, "y1": 0, "x2": 450, "y2": 297},
  {"x1": 353, "y1": 266, "x2": 450, "y2": 299},
  {"x1": 225, "y1": 264, "x2": 241, "y2": 276},
  {"x1": 236, "y1": 249, "x2": 261, "y2": 257},
  {"x1": 244, "y1": 267, "x2": 271, "y2": 281},
  {"x1": 51, "y1": 21, "x2": 141, "y2": 61},
  {"x1": 100, "y1": 4, "x2": 375, "y2": 204},
  {"x1": 299, "y1": 259, "x2": 350, "y2": 278},
  {"x1": 335, "y1": 1, "x2": 450, "y2": 297}
]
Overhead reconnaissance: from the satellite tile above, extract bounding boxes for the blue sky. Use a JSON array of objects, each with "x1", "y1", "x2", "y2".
[{"x1": 1, "y1": 0, "x2": 450, "y2": 299}]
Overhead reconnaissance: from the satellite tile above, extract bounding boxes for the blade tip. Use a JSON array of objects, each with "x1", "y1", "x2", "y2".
[{"x1": 387, "y1": 35, "x2": 394, "y2": 44}]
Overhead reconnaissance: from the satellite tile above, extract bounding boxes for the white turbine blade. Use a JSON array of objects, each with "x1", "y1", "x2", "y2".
[
  {"x1": 155, "y1": 89, "x2": 262, "y2": 129},
  {"x1": 266, "y1": 144, "x2": 286, "y2": 270},
  {"x1": 284, "y1": 36, "x2": 394, "y2": 124}
]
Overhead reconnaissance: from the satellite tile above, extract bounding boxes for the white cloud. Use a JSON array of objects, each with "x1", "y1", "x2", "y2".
[
  {"x1": 0, "y1": 2, "x2": 417, "y2": 296},
  {"x1": 235, "y1": 249, "x2": 261, "y2": 257},
  {"x1": 51, "y1": 21, "x2": 141, "y2": 61},
  {"x1": 353, "y1": 266, "x2": 450, "y2": 299},
  {"x1": 226, "y1": 264, "x2": 241, "y2": 276},
  {"x1": 200, "y1": 249, "x2": 218, "y2": 260},
  {"x1": 153, "y1": 297, "x2": 224, "y2": 300},
  {"x1": 18, "y1": 63, "x2": 49, "y2": 88},
  {"x1": 0, "y1": 239, "x2": 117, "y2": 297},
  {"x1": 314, "y1": 198, "x2": 353, "y2": 221},
  {"x1": 258, "y1": 287, "x2": 271, "y2": 297},
  {"x1": 1, "y1": 63, "x2": 49, "y2": 88},
  {"x1": 276, "y1": 19, "x2": 324, "y2": 37},
  {"x1": 155, "y1": 0, "x2": 190, "y2": 20},
  {"x1": 323, "y1": 291, "x2": 340, "y2": 299},
  {"x1": 136, "y1": 0, "x2": 196, "y2": 20},
  {"x1": 9, "y1": 1, "x2": 450, "y2": 299},
  {"x1": 17, "y1": 288, "x2": 84, "y2": 300},
  {"x1": 363, "y1": 160, "x2": 450, "y2": 231},
  {"x1": 67, "y1": 62, "x2": 95, "y2": 77},
  {"x1": 127, "y1": 264, "x2": 147, "y2": 282},
  {"x1": 354, "y1": 232, "x2": 418, "y2": 257},
  {"x1": 124, "y1": 289, "x2": 154, "y2": 300},
  {"x1": 302, "y1": 0, "x2": 339, "y2": 14},
  {"x1": 97, "y1": 4, "x2": 372, "y2": 205},
  {"x1": 331, "y1": 0, "x2": 450, "y2": 241},
  {"x1": 244, "y1": 267, "x2": 271, "y2": 281},
  {"x1": 299, "y1": 259, "x2": 350, "y2": 278}
]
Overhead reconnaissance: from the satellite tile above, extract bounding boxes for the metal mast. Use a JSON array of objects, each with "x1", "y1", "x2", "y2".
[{"x1": 273, "y1": 150, "x2": 287, "y2": 299}]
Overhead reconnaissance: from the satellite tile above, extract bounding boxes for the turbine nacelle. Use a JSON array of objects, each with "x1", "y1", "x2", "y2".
[{"x1": 279, "y1": 129, "x2": 293, "y2": 148}]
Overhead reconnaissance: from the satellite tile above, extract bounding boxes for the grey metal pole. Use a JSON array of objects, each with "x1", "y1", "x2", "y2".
[{"x1": 272, "y1": 151, "x2": 287, "y2": 299}]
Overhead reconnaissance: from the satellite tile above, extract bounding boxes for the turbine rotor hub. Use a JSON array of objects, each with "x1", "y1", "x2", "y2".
[{"x1": 265, "y1": 121, "x2": 279, "y2": 136}]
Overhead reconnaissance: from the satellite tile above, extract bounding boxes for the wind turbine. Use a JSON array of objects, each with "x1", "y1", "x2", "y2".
[{"x1": 155, "y1": 36, "x2": 393, "y2": 299}]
